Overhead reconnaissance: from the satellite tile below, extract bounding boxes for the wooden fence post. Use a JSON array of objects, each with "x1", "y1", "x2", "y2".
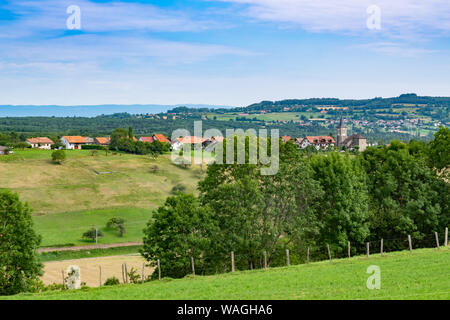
[
  {"x1": 121, "y1": 264, "x2": 125, "y2": 283},
  {"x1": 327, "y1": 244, "x2": 332, "y2": 262},
  {"x1": 286, "y1": 249, "x2": 290, "y2": 266},
  {"x1": 366, "y1": 242, "x2": 370, "y2": 257},
  {"x1": 142, "y1": 263, "x2": 145, "y2": 284},
  {"x1": 191, "y1": 256, "x2": 195, "y2": 276},
  {"x1": 263, "y1": 251, "x2": 267, "y2": 269},
  {"x1": 61, "y1": 270, "x2": 65, "y2": 287},
  {"x1": 408, "y1": 235, "x2": 412, "y2": 252},
  {"x1": 99, "y1": 266, "x2": 102, "y2": 287},
  {"x1": 307, "y1": 247, "x2": 310, "y2": 263},
  {"x1": 347, "y1": 241, "x2": 351, "y2": 259},
  {"x1": 231, "y1": 252, "x2": 235, "y2": 272},
  {"x1": 380, "y1": 239, "x2": 383, "y2": 256},
  {"x1": 445, "y1": 227, "x2": 448, "y2": 247},
  {"x1": 435, "y1": 232, "x2": 440, "y2": 249},
  {"x1": 157, "y1": 259, "x2": 161, "y2": 280}
]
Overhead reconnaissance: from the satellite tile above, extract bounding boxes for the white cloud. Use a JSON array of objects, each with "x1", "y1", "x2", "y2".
[{"x1": 220, "y1": 0, "x2": 450, "y2": 36}]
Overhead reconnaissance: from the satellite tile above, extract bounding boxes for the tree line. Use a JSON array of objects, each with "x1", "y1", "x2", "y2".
[{"x1": 141, "y1": 127, "x2": 449, "y2": 278}]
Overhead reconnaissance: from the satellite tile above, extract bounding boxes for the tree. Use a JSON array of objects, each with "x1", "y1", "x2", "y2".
[
  {"x1": 141, "y1": 193, "x2": 216, "y2": 279},
  {"x1": 428, "y1": 126, "x2": 450, "y2": 171},
  {"x1": 0, "y1": 190, "x2": 43, "y2": 295},
  {"x1": 51, "y1": 150, "x2": 66, "y2": 164},
  {"x1": 199, "y1": 137, "x2": 323, "y2": 268},
  {"x1": 309, "y1": 152, "x2": 370, "y2": 254},
  {"x1": 82, "y1": 228, "x2": 104, "y2": 242},
  {"x1": 106, "y1": 217, "x2": 126, "y2": 237},
  {"x1": 360, "y1": 141, "x2": 443, "y2": 246}
]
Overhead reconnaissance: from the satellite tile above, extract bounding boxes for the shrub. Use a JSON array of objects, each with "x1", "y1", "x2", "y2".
[
  {"x1": 171, "y1": 184, "x2": 187, "y2": 194},
  {"x1": 104, "y1": 277, "x2": 120, "y2": 286},
  {"x1": 51, "y1": 150, "x2": 66, "y2": 164}
]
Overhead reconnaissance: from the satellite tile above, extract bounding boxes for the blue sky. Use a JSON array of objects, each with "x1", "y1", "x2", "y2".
[{"x1": 1, "y1": 0, "x2": 450, "y2": 106}]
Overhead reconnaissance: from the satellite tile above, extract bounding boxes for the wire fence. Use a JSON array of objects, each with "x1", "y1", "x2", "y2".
[{"x1": 52, "y1": 228, "x2": 448, "y2": 288}]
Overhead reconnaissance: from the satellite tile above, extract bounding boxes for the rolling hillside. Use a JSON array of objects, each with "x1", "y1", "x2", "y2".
[{"x1": 0, "y1": 149, "x2": 203, "y2": 246}]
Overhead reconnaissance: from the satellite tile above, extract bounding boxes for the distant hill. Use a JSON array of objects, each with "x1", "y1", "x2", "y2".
[{"x1": 0, "y1": 104, "x2": 234, "y2": 117}]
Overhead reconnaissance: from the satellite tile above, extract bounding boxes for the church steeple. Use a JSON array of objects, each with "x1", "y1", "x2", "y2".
[
  {"x1": 338, "y1": 115, "x2": 344, "y2": 128},
  {"x1": 337, "y1": 115, "x2": 347, "y2": 147}
]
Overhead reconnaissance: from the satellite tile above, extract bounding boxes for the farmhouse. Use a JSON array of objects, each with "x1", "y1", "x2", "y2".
[
  {"x1": 297, "y1": 136, "x2": 335, "y2": 150},
  {"x1": 95, "y1": 137, "x2": 110, "y2": 146},
  {"x1": 26, "y1": 137, "x2": 54, "y2": 149},
  {"x1": 61, "y1": 136, "x2": 87, "y2": 150},
  {"x1": 281, "y1": 136, "x2": 292, "y2": 143},
  {"x1": 0, "y1": 146, "x2": 9, "y2": 155}
]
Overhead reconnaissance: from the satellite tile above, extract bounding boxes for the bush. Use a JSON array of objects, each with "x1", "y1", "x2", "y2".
[
  {"x1": 104, "y1": 277, "x2": 120, "y2": 286},
  {"x1": 171, "y1": 184, "x2": 187, "y2": 194},
  {"x1": 51, "y1": 150, "x2": 66, "y2": 164},
  {"x1": 82, "y1": 144, "x2": 106, "y2": 150}
]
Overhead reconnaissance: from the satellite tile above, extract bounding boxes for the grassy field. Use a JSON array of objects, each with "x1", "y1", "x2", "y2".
[
  {"x1": 39, "y1": 245, "x2": 142, "y2": 262},
  {"x1": 0, "y1": 149, "x2": 203, "y2": 246},
  {"x1": 5, "y1": 248, "x2": 449, "y2": 300}
]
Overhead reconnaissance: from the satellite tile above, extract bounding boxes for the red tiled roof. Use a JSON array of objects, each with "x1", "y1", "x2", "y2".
[
  {"x1": 95, "y1": 137, "x2": 110, "y2": 145},
  {"x1": 177, "y1": 136, "x2": 205, "y2": 144},
  {"x1": 139, "y1": 137, "x2": 154, "y2": 143},
  {"x1": 281, "y1": 136, "x2": 291, "y2": 143},
  {"x1": 153, "y1": 134, "x2": 170, "y2": 143},
  {"x1": 26, "y1": 137, "x2": 54, "y2": 144},
  {"x1": 304, "y1": 136, "x2": 335, "y2": 144},
  {"x1": 63, "y1": 136, "x2": 86, "y2": 144}
]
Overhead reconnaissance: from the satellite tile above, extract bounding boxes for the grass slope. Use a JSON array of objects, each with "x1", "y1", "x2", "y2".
[
  {"x1": 6, "y1": 248, "x2": 450, "y2": 300},
  {"x1": 0, "y1": 149, "x2": 203, "y2": 246}
]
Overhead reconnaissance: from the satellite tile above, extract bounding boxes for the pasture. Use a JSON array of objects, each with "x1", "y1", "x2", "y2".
[
  {"x1": 0, "y1": 149, "x2": 203, "y2": 246},
  {"x1": 5, "y1": 248, "x2": 449, "y2": 300}
]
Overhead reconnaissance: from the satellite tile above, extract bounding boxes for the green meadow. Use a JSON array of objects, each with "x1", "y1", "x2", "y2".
[
  {"x1": 0, "y1": 149, "x2": 203, "y2": 247},
  {"x1": 5, "y1": 248, "x2": 449, "y2": 300}
]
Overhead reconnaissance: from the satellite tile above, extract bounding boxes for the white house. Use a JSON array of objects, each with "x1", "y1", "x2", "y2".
[
  {"x1": 26, "y1": 137, "x2": 54, "y2": 150},
  {"x1": 296, "y1": 136, "x2": 335, "y2": 150},
  {"x1": 61, "y1": 136, "x2": 87, "y2": 150}
]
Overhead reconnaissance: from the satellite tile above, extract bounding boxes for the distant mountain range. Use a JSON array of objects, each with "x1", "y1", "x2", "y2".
[{"x1": 0, "y1": 104, "x2": 234, "y2": 117}]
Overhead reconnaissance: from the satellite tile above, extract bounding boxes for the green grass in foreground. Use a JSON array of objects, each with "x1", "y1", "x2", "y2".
[
  {"x1": 39, "y1": 246, "x2": 142, "y2": 262},
  {"x1": 6, "y1": 248, "x2": 450, "y2": 300}
]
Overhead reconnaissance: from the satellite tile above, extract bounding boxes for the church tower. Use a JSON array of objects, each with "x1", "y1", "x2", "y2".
[{"x1": 337, "y1": 115, "x2": 347, "y2": 147}]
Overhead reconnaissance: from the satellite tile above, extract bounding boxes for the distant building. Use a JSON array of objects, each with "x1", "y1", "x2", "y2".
[
  {"x1": 61, "y1": 136, "x2": 87, "y2": 150},
  {"x1": 0, "y1": 146, "x2": 9, "y2": 155},
  {"x1": 95, "y1": 137, "x2": 110, "y2": 146},
  {"x1": 281, "y1": 136, "x2": 292, "y2": 143},
  {"x1": 139, "y1": 137, "x2": 154, "y2": 143},
  {"x1": 84, "y1": 137, "x2": 95, "y2": 144},
  {"x1": 26, "y1": 137, "x2": 54, "y2": 149},
  {"x1": 336, "y1": 116, "x2": 367, "y2": 151},
  {"x1": 153, "y1": 134, "x2": 170, "y2": 144},
  {"x1": 297, "y1": 136, "x2": 335, "y2": 150}
]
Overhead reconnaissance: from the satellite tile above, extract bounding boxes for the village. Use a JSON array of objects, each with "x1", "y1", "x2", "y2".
[{"x1": 0, "y1": 118, "x2": 367, "y2": 155}]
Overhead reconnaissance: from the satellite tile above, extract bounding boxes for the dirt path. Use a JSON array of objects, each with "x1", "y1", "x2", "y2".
[
  {"x1": 38, "y1": 242, "x2": 143, "y2": 253},
  {"x1": 42, "y1": 254, "x2": 154, "y2": 287}
]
